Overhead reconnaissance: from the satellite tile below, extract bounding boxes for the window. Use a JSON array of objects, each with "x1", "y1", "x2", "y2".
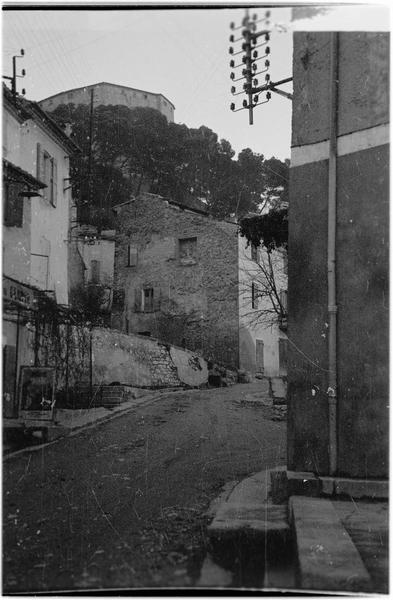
[
  {"x1": 179, "y1": 237, "x2": 197, "y2": 264},
  {"x1": 127, "y1": 245, "x2": 138, "y2": 267},
  {"x1": 90, "y1": 260, "x2": 100, "y2": 284},
  {"x1": 251, "y1": 243, "x2": 259, "y2": 262},
  {"x1": 37, "y1": 143, "x2": 57, "y2": 207},
  {"x1": 143, "y1": 288, "x2": 154, "y2": 312},
  {"x1": 256, "y1": 340, "x2": 264, "y2": 373},
  {"x1": 3, "y1": 181, "x2": 24, "y2": 227},
  {"x1": 134, "y1": 287, "x2": 160, "y2": 312},
  {"x1": 112, "y1": 289, "x2": 125, "y2": 310},
  {"x1": 279, "y1": 338, "x2": 288, "y2": 376},
  {"x1": 252, "y1": 282, "x2": 259, "y2": 309},
  {"x1": 280, "y1": 289, "x2": 288, "y2": 313}
]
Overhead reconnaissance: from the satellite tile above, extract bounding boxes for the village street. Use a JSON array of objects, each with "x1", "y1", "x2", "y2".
[{"x1": 3, "y1": 383, "x2": 286, "y2": 592}]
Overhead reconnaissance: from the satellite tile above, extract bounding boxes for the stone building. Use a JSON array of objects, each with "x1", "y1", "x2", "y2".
[
  {"x1": 112, "y1": 193, "x2": 239, "y2": 368},
  {"x1": 39, "y1": 82, "x2": 175, "y2": 123},
  {"x1": 288, "y1": 32, "x2": 389, "y2": 479}
]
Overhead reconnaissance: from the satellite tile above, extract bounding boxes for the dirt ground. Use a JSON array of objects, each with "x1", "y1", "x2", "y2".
[{"x1": 3, "y1": 382, "x2": 286, "y2": 593}]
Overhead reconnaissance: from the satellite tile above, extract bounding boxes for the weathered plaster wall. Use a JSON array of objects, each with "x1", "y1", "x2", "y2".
[
  {"x1": 292, "y1": 32, "x2": 389, "y2": 147},
  {"x1": 3, "y1": 105, "x2": 72, "y2": 304},
  {"x1": 3, "y1": 111, "x2": 32, "y2": 284},
  {"x1": 39, "y1": 82, "x2": 175, "y2": 123},
  {"x1": 238, "y1": 236, "x2": 287, "y2": 377},
  {"x1": 288, "y1": 32, "x2": 389, "y2": 478},
  {"x1": 112, "y1": 194, "x2": 239, "y2": 368}
]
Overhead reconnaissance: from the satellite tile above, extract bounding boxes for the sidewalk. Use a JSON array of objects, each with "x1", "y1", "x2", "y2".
[
  {"x1": 200, "y1": 468, "x2": 389, "y2": 593},
  {"x1": 3, "y1": 388, "x2": 179, "y2": 458}
]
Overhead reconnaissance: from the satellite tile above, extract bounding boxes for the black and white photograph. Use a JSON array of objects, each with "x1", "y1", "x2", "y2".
[{"x1": 2, "y1": 1, "x2": 389, "y2": 595}]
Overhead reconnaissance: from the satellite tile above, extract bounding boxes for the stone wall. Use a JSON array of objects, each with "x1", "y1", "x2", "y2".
[
  {"x1": 92, "y1": 328, "x2": 207, "y2": 388},
  {"x1": 112, "y1": 194, "x2": 239, "y2": 369}
]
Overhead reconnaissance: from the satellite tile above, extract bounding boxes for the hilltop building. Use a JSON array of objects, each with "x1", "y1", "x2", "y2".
[{"x1": 39, "y1": 82, "x2": 175, "y2": 122}]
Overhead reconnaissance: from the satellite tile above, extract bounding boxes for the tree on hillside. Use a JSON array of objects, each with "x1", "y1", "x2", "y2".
[{"x1": 51, "y1": 103, "x2": 289, "y2": 225}]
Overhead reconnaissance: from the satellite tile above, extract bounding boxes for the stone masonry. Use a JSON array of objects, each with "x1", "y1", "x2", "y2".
[{"x1": 112, "y1": 194, "x2": 239, "y2": 369}]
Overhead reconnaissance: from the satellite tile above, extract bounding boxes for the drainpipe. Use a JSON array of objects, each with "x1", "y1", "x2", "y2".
[{"x1": 327, "y1": 32, "x2": 339, "y2": 476}]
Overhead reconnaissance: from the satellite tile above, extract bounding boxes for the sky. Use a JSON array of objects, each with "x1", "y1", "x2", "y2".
[{"x1": 2, "y1": 3, "x2": 390, "y2": 162}]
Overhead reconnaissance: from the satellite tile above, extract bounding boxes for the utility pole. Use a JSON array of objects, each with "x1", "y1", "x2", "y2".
[
  {"x1": 3, "y1": 49, "x2": 26, "y2": 98},
  {"x1": 87, "y1": 87, "x2": 95, "y2": 218},
  {"x1": 229, "y1": 10, "x2": 292, "y2": 124}
]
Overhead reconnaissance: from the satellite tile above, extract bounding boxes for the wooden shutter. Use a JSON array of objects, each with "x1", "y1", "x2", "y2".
[
  {"x1": 52, "y1": 158, "x2": 58, "y2": 207},
  {"x1": 255, "y1": 340, "x2": 264, "y2": 373},
  {"x1": 4, "y1": 182, "x2": 24, "y2": 228},
  {"x1": 127, "y1": 246, "x2": 138, "y2": 267},
  {"x1": 252, "y1": 282, "x2": 259, "y2": 309},
  {"x1": 153, "y1": 287, "x2": 161, "y2": 312},
  {"x1": 279, "y1": 338, "x2": 288, "y2": 375},
  {"x1": 36, "y1": 143, "x2": 43, "y2": 180},
  {"x1": 134, "y1": 288, "x2": 142, "y2": 312},
  {"x1": 90, "y1": 260, "x2": 100, "y2": 283},
  {"x1": 3, "y1": 345, "x2": 17, "y2": 417}
]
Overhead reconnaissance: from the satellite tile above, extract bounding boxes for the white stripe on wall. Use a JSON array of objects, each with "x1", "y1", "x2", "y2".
[{"x1": 291, "y1": 123, "x2": 389, "y2": 168}]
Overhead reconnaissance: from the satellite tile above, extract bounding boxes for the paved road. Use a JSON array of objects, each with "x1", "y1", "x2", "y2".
[{"x1": 3, "y1": 383, "x2": 286, "y2": 593}]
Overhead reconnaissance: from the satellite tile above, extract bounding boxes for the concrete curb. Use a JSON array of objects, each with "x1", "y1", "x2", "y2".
[
  {"x1": 289, "y1": 496, "x2": 372, "y2": 593},
  {"x1": 3, "y1": 391, "x2": 166, "y2": 461},
  {"x1": 200, "y1": 467, "x2": 292, "y2": 587}
]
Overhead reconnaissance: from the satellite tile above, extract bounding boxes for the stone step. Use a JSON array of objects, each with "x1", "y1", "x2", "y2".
[
  {"x1": 207, "y1": 470, "x2": 290, "y2": 573},
  {"x1": 290, "y1": 496, "x2": 372, "y2": 593}
]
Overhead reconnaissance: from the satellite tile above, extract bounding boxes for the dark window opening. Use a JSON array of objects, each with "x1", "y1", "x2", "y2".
[
  {"x1": 4, "y1": 181, "x2": 24, "y2": 227},
  {"x1": 143, "y1": 288, "x2": 154, "y2": 312},
  {"x1": 179, "y1": 237, "x2": 197, "y2": 264}
]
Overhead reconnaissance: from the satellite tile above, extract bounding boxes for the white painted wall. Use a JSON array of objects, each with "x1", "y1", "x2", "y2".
[
  {"x1": 77, "y1": 237, "x2": 115, "y2": 286},
  {"x1": 238, "y1": 235, "x2": 288, "y2": 377},
  {"x1": 3, "y1": 106, "x2": 72, "y2": 305}
]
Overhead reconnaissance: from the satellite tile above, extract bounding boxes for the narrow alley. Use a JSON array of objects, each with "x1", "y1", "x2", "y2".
[{"x1": 3, "y1": 383, "x2": 286, "y2": 592}]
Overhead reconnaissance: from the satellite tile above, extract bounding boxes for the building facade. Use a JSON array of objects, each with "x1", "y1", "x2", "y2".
[
  {"x1": 239, "y1": 236, "x2": 288, "y2": 377},
  {"x1": 112, "y1": 193, "x2": 239, "y2": 368},
  {"x1": 288, "y1": 32, "x2": 389, "y2": 478},
  {"x1": 68, "y1": 224, "x2": 116, "y2": 319},
  {"x1": 39, "y1": 82, "x2": 175, "y2": 123},
  {"x1": 3, "y1": 85, "x2": 79, "y2": 417}
]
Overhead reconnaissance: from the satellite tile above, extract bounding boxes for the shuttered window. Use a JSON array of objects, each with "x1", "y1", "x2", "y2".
[
  {"x1": 252, "y1": 282, "x2": 259, "y2": 309},
  {"x1": 127, "y1": 245, "x2": 138, "y2": 267},
  {"x1": 134, "y1": 287, "x2": 160, "y2": 312},
  {"x1": 3, "y1": 181, "x2": 24, "y2": 227},
  {"x1": 36, "y1": 143, "x2": 58, "y2": 207},
  {"x1": 90, "y1": 260, "x2": 100, "y2": 284},
  {"x1": 143, "y1": 288, "x2": 154, "y2": 313}
]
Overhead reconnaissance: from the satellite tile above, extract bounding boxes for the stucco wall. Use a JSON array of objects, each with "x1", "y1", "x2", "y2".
[
  {"x1": 3, "y1": 106, "x2": 72, "y2": 305},
  {"x1": 292, "y1": 32, "x2": 389, "y2": 147},
  {"x1": 78, "y1": 238, "x2": 115, "y2": 286},
  {"x1": 238, "y1": 237, "x2": 287, "y2": 377},
  {"x1": 39, "y1": 82, "x2": 175, "y2": 123},
  {"x1": 112, "y1": 194, "x2": 239, "y2": 368},
  {"x1": 288, "y1": 31, "x2": 389, "y2": 478}
]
